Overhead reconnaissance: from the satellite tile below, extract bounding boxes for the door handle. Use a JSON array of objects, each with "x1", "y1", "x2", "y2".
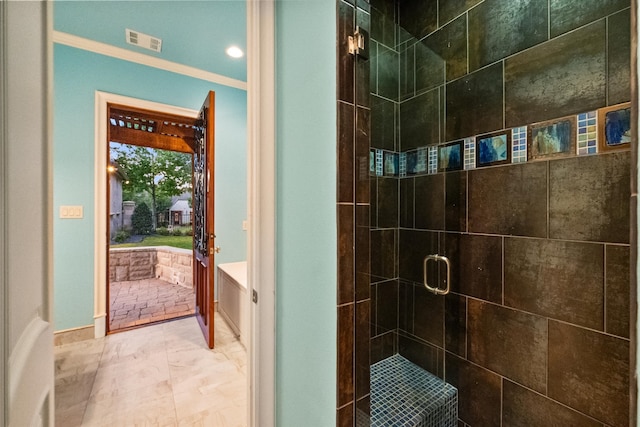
[{"x1": 423, "y1": 254, "x2": 451, "y2": 296}]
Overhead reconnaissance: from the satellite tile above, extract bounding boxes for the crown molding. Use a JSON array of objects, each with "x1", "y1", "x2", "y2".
[{"x1": 53, "y1": 30, "x2": 247, "y2": 91}]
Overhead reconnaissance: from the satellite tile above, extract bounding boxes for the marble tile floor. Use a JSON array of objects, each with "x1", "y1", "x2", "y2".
[
  {"x1": 109, "y1": 279, "x2": 195, "y2": 331},
  {"x1": 55, "y1": 314, "x2": 247, "y2": 426}
]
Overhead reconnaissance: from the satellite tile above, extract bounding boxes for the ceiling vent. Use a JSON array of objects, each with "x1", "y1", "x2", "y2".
[{"x1": 125, "y1": 29, "x2": 162, "y2": 53}]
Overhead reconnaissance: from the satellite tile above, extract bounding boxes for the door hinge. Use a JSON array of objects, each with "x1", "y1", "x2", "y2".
[
  {"x1": 348, "y1": 26, "x2": 369, "y2": 59},
  {"x1": 252, "y1": 289, "x2": 258, "y2": 304}
]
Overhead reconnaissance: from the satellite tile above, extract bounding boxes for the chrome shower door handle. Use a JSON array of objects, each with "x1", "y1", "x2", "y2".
[{"x1": 423, "y1": 254, "x2": 451, "y2": 296}]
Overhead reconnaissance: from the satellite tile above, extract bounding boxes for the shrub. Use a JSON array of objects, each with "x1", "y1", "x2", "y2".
[
  {"x1": 172, "y1": 228, "x2": 183, "y2": 236},
  {"x1": 184, "y1": 228, "x2": 193, "y2": 236},
  {"x1": 131, "y1": 202, "x2": 153, "y2": 235},
  {"x1": 156, "y1": 227, "x2": 171, "y2": 236},
  {"x1": 114, "y1": 230, "x2": 130, "y2": 243}
]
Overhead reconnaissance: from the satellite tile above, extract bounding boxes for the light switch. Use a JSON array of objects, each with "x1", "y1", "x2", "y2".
[
  {"x1": 60, "y1": 205, "x2": 83, "y2": 219},
  {"x1": 242, "y1": 220, "x2": 248, "y2": 231}
]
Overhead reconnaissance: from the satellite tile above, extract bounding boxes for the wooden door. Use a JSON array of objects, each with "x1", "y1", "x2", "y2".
[{"x1": 193, "y1": 91, "x2": 216, "y2": 348}]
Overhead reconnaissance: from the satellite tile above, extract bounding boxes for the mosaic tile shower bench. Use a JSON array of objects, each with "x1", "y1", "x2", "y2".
[{"x1": 369, "y1": 354, "x2": 458, "y2": 427}]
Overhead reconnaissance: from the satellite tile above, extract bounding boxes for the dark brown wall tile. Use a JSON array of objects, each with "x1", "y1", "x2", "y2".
[
  {"x1": 356, "y1": 7, "x2": 371, "y2": 108},
  {"x1": 445, "y1": 353, "x2": 502, "y2": 427},
  {"x1": 370, "y1": 178, "x2": 378, "y2": 228},
  {"x1": 503, "y1": 380, "x2": 602, "y2": 427},
  {"x1": 400, "y1": 88, "x2": 441, "y2": 150},
  {"x1": 371, "y1": 95, "x2": 396, "y2": 151},
  {"x1": 438, "y1": 0, "x2": 482, "y2": 26},
  {"x1": 371, "y1": 229, "x2": 396, "y2": 281},
  {"x1": 356, "y1": 395, "x2": 371, "y2": 422},
  {"x1": 608, "y1": 8, "x2": 631, "y2": 105},
  {"x1": 355, "y1": 107, "x2": 370, "y2": 204},
  {"x1": 468, "y1": 300, "x2": 547, "y2": 393},
  {"x1": 337, "y1": 403, "x2": 354, "y2": 427},
  {"x1": 413, "y1": 285, "x2": 444, "y2": 346},
  {"x1": 606, "y1": 245, "x2": 631, "y2": 338},
  {"x1": 468, "y1": 0, "x2": 548, "y2": 72},
  {"x1": 399, "y1": 178, "x2": 414, "y2": 228},
  {"x1": 375, "y1": 279, "x2": 398, "y2": 333},
  {"x1": 399, "y1": 229, "x2": 439, "y2": 284},
  {"x1": 355, "y1": 300, "x2": 370, "y2": 400},
  {"x1": 550, "y1": 0, "x2": 630, "y2": 37},
  {"x1": 446, "y1": 62, "x2": 504, "y2": 140},
  {"x1": 549, "y1": 152, "x2": 630, "y2": 243},
  {"x1": 468, "y1": 162, "x2": 547, "y2": 237},
  {"x1": 415, "y1": 40, "x2": 446, "y2": 94},
  {"x1": 445, "y1": 171, "x2": 467, "y2": 232},
  {"x1": 415, "y1": 174, "x2": 444, "y2": 230},
  {"x1": 398, "y1": 0, "x2": 438, "y2": 40},
  {"x1": 370, "y1": 41, "x2": 378, "y2": 94},
  {"x1": 371, "y1": 2, "x2": 396, "y2": 48},
  {"x1": 338, "y1": 102, "x2": 354, "y2": 203},
  {"x1": 355, "y1": 205, "x2": 371, "y2": 302},
  {"x1": 504, "y1": 238, "x2": 605, "y2": 330},
  {"x1": 377, "y1": 44, "x2": 399, "y2": 101},
  {"x1": 398, "y1": 280, "x2": 414, "y2": 333},
  {"x1": 371, "y1": 331, "x2": 396, "y2": 364},
  {"x1": 548, "y1": 321, "x2": 629, "y2": 426},
  {"x1": 505, "y1": 21, "x2": 606, "y2": 127},
  {"x1": 398, "y1": 333, "x2": 443, "y2": 377},
  {"x1": 376, "y1": 177, "x2": 398, "y2": 228},
  {"x1": 445, "y1": 293, "x2": 467, "y2": 357},
  {"x1": 400, "y1": 43, "x2": 415, "y2": 101},
  {"x1": 338, "y1": 303, "x2": 354, "y2": 407},
  {"x1": 338, "y1": 204, "x2": 355, "y2": 305},
  {"x1": 423, "y1": 14, "x2": 468, "y2": 81},
  {"x1": 442, "y1": 233, "x2": 502, "y2": 303},
  {"x1": 338, "y1": 1, "x2": 355, "y2": 104}
]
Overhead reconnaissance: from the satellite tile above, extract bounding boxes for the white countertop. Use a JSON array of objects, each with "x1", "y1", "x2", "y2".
[{"x1": 217, "y1": 261, "x2": 247, "y2": 286}]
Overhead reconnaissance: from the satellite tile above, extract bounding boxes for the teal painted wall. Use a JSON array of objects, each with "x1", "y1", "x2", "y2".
[
  {"x1": 53, "y1": 44, "x2": 247, "y2": 330},
  {"x1": 275, "y1": 1, "x2": 337, "y2": 426}
]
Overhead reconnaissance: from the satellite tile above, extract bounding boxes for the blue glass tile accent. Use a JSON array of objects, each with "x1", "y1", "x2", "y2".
[
  {"x1": 417, "y1": 147, "x2": 428, "y2": 174},
  {"x1": 406, "y1": 150, "x2": 418, "y2": 175},
  {"x1": 511, "y1": 126, "x2": 527, "y2": 163},
  {"x1": 384, "y1": 152, "x2": 399, "y2": 176},
  {"x1": 370, "y1": 355, "x2": 458, "y2": 427},
  {"x1": 427, "y1": 146, "x2": 437, "y2": 174},
  {"x1": 399, "y1": 152, "x2": 407, "y2": 177},
  {"x1": 375, "y1": 149, "x2": 383, "y2": 176},
  {"x1": 370, "y1": 149, "x2": 375, "y2": 175},
  {"x1": 577, "y1": 111, "x2": 597, "y2": 155},
  {"x1": 464, "y1": 137, "x2": 476, "y2": 170}
]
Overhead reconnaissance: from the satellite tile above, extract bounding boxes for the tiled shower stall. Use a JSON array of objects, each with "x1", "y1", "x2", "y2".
[{"x1": 337, "y1": 0, "x2": 635, "y2": 426}]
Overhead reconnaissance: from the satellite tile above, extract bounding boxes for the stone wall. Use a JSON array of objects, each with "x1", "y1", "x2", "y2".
[{"x1": 109, "y1": 246, "x2": 192, "y2": 288}]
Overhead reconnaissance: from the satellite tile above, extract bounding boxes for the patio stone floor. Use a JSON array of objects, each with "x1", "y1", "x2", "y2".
[{"x1": 109, "y1": 278, "x2": 195, "y2": 331}]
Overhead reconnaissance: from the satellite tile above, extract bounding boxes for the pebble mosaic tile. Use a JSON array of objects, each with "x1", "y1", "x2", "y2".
[
  {"x1": 370, "y1": 354, "x2": 458, "y2": 427},
  {"x1": 577, "y1": 111, "x2": 597, "y2": 155},
  {"x1": 427, "y1": 146, "x2": 438, "y2": 174},
  {"x1": 464, "y1": 137, "x2": 476, "y2": 170},
  {"x1": 511, "y1": 126, "x2": 527, "y2": 163}
]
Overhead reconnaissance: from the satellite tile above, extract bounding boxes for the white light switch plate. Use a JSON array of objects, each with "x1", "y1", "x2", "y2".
[
  {"x1": 60, "y1": 205, "x2": 83, "y2": 219},
  {"x1": 242, "y1": 220, "x2": 248, "y2": 231}
]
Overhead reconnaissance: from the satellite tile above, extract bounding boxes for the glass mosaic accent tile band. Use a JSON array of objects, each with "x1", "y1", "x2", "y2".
[
  {"x1": 399, "y1": 152, "x2": 407, "y2": 177},
  {"x1": 375, "y1": 149, "x2": 383, "y2": 176},
  {"x1": 427, "y1": 146, "x2": 438, "y2": 174},
  {"x1": 511, "y1": 126, "x2": 527, "y2": 163},
  {"x1": 577, "y1": 111, "x2": 597, "y2": 155},
  {"x1": 464, "y1": 137, "x2": 476, "y2": 170},
  {"x1": 370, "y1": 354, "x2": 458, "y2": 427}
]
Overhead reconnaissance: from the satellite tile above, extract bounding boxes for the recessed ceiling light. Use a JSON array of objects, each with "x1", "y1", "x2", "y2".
[{"x1": 226, "y1": 46, "x2": 244, "y2": 58}]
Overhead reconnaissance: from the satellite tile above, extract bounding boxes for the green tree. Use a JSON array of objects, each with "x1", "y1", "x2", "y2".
[
  {"x1": 111, "y1": 144, "x2": 191, "y2": 229},
  {"x1": 131, "y1": 202, "x2": 153, "y2": 235}
]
